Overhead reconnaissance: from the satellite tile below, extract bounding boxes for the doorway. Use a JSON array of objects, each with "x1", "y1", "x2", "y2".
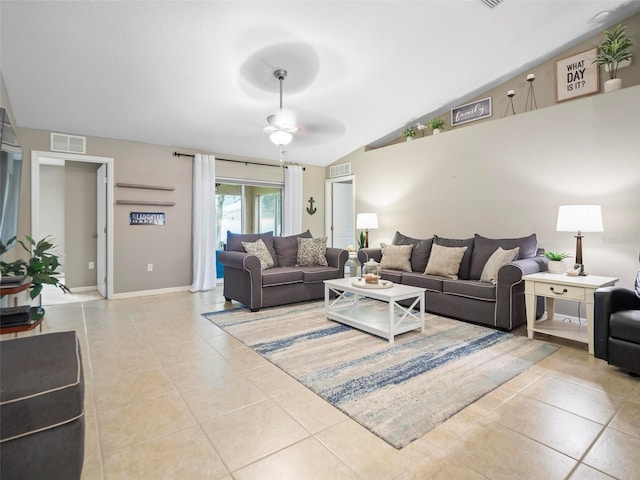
[
  {"x1": 31, "y1": 151, "x2": 114, "y2": 301},
  {"x1": 325, "y1": 176, "x2": 355, "y2": 248}
]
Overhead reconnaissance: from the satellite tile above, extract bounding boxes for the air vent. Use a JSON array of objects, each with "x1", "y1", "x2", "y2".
[
  {"x1": 50, "y1": 133, "x2": 86, "y2": 154},
  {"x1": 480, "y1": 0, "x2": 503, "y2": 7},
  {"x1": 330, "y1": 163, "x2": 351, "y2": 178}
]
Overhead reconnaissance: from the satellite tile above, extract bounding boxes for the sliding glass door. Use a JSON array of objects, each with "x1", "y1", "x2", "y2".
[{"x1": 216, "y1": 180, "x2": 283, "y2": 249}]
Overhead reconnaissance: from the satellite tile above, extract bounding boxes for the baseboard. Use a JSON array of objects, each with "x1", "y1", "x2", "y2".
[
  {"x1": 69, "y1": 285, "x2": 98, "y2": 292},
  {"x1": 111, "y1": 285, "x2": 191, "y2": 300}
]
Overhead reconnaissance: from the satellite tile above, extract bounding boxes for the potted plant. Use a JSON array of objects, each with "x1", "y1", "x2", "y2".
[
  {"x1": 0, "y1": 235, "x2": 70, "y2": 300},
  {"x1": 544, "y1": 251, "x2": 571, "y2": 274},
  {"x1": 400, "y1": 128, "x2": 416, "y2": 141},
  {"x1": 428, "y1": 118, "x2": 446, "y2": 134},
  {"x1": 358, "y1": 231, "x2": 366, "y2": 249},
  {"x1": 593, "y1": 23, "x2": 633, "y2": 93}
]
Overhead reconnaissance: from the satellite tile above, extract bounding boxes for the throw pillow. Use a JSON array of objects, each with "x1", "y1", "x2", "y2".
[
  {"x1": 469, "y1": 233, "x2": 537, "y2": 280},
  {"x1": 480, "y1": 247, "x2": 520, "y2": 284},
  {"x1": 424, "y1": 243, "x2": 468, "y2": 279},
  {"x1": 380, "y1": 243, "x2": 413, "y2": 272},
  {"x1": 273, "y1": 230, "x2": 312, "y2": 267},
  {"x1": 433, "y1": 235, "x2": 474, "y2": 279},
  {"x1": 227, "y1": 231, "x2": 278, "y2": 266},
  {"x1": 296, "y1": 237, "x2": 329, "y2": 266},
  {"x1": 392, "y1": 231, "x2": 434, "y2": 272},
  {"x1": 241, "y1": 239, "x2": 275, "y2": 270}
]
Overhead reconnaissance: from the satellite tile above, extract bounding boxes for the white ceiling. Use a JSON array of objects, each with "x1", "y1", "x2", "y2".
[{"x1": 2, "y1": 1, "x2": 639, "y2": 167}]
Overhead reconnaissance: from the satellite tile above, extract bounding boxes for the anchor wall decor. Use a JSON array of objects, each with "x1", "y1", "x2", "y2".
[{"x1": 306, "y1": 197, "x2": 317, "y2": 215}]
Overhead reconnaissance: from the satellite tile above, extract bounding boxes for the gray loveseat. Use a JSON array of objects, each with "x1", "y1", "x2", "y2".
[
  {"x1": 218, "y1": 230, "x2": 349, "y2": 312},
  {"x1": 358, "y1": 232, "x2": 547, "y2": 331}
]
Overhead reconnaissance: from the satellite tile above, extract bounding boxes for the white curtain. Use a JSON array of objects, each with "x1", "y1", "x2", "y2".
[
  {"x1": 190, "y1": 154, "x2": 217, "y2": 292},
  {"x1": 283, "y1": 165, "x2": 303, "y2": 235}
]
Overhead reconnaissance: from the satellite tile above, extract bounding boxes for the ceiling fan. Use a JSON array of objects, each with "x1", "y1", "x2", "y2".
[{"x1": 263, "y1": 69, "x2": 300, "y2": 148}]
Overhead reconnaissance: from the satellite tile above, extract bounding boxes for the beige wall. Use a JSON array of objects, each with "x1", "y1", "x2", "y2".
[
  {"x1": 333, "y1": 85, "x2": 640, "y2": 295},
  {"x1": 13, "y1": 127, "x2": 325, "y2": 295}
]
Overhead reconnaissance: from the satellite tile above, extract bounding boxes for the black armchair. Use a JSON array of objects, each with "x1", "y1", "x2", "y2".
[{"x1": 594, "y1": 270, "x2": 640, "y2": 375}]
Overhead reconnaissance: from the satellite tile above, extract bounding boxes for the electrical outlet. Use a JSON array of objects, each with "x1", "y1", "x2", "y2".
[
  {"x1": 147, "y1": 264, "x2": 153, "y2": 272},
  {"x1": 88, "y1": 261, "x2": 95, "y2": 270}
]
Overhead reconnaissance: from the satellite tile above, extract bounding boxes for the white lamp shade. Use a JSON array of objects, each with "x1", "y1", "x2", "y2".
[
  {"x1": 269, "y1": 130, "x2": 292, "y2": 146},
  {"x1": 356, "y1": 213, "x2": 378, "y2": 229},
  {"x1": 556, "y1": 205, "x2": 603, "y2": 232}
]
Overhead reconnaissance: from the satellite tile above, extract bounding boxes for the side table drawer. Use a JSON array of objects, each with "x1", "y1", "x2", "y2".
[{"x1": 534, "y1": 282, "x2": 585, "y2": 301}]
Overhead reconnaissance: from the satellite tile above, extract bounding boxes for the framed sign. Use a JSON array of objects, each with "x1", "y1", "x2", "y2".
[
  {"x1": 451, "y1": 97, "x2": 492, "y2": 126},
  {"x1": 129, "y1": 212, "x2": 166, "y2": 226},
  {"x1": 556, "y1": 48, "x2": 599, "y2": 102}
]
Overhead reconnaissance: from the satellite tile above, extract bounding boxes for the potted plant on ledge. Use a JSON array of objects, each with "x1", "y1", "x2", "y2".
[
  {"x1": 594, "y1": 23, "x2": 633, "y2": 93},
  {"x1": 400, "y1": 127, "x2": 416, "y2": 142},
  {"x1": 544, "y1": 251, "x2": 571, "y2": 274},
  {"x1": 428, "y1": 118, "x2": 446, "y2": 135}
]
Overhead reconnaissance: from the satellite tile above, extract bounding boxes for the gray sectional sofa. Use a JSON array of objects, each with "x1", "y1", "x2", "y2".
[
  {"x1": 358, "y1": 232, "x2": 548, "y2": 331},
  {"x1": 218, "y1": 230, "x2": 349, "y2": 312}
]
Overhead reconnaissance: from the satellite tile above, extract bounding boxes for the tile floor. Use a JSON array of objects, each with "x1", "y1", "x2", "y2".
[{"x1": 3, "y1": 288, "x2": 639, "y2": 479}]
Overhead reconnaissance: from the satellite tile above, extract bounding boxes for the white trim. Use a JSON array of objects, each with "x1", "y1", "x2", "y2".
[
  {"x1": 31, "y1": 150, "x2": 115, "y2": 299},
  {"x1": 111, "y1": 285, "x2": 191, "y2": 300},
  {"x1": 69, "y1": 285, "x2": 98, "y2": 292}
]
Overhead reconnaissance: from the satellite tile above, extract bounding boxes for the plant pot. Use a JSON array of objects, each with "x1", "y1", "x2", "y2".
[
  {"x1": 547, "y1": 260, "x2": 565, "y2": 274},
  {"x1": 604, "y1": 78, "x2": 622, "y2": 93},
  {"x1": 432, "y1": 128, "x2": 441, "y2": 135},
  {"x1": 405, "y1": 136, "x2": 413, "y2": 142}
]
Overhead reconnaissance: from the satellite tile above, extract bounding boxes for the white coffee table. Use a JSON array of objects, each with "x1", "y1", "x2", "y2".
[
  {"x1": 523, "y1": 272, "x2": 618, "y2": 354},
  {"x1": 324, "y1": 277, "x2": 426, "y2": 343}
]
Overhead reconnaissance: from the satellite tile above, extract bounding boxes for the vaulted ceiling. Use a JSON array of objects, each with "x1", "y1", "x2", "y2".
[{"x1": 2, "y1": 1, "x2": 639, "y2": 166}]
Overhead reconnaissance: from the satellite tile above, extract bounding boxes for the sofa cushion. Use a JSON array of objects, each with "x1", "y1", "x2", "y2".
[
  {"x1": 392, "y1": 231, "x2": 434, "y2": 273},
  {"x1": 261, "y1": 267, "x2": 303, "y2": 286},
  {"x1": 480, "y1": 247, "x2": 520, "y2": 284},
  {"x1": 380, "y1": 243, "x2": 413, "y2": 272},
  {"x1": 227, "y1": 231, "x2": 278, "y2": 266},
  {"x1": 443, "y1": 279, "x2": 496, "y2": 301},
  {"x1": 273, "y1": 230, "x2": 312, "y2": 266},
  {"x1": 401, "y1": 272, "x2": 444, "y2": 292},
  {"x1": 0, "y1": 332, "x2": 84, "y2": 443},
  {"x1": 300, "y1": 266, "x2": 341, "y2": 283},
  {"x1": 434, "y1": 235, "x2": 474, "y2": 279},
  {"x1": 610, "y1": 310, "x2": 640, "y2": 344},
  {"x1": 380, "y1": 270, "x2": 404, "y2": 284},
  {"x1": 469, "y1": 233, "x2": 538, "y2": 280},
  {"x1": 297, "y1": 237, "x2": 329, "y2": 266},
  {"x1": 242, "y1": 239, "x2": 275, "y2": 270},
  {"x1": 425, "y1": 244, "x2": 468, "y2": 280}
]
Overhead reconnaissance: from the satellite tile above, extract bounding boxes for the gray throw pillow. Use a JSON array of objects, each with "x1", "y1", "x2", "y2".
[
  {"x1": 392, "y1": 231, "x2": 433, "y2": 273},
  {"x1": 227, "y1": 231, "x2": 278, "y2": 266},
  {"x1": 469, "y1": 233, "x2": 537, "y2": 280},
  {"x1": 273, "y1": 230, "x2": 312, "y2": 266}
]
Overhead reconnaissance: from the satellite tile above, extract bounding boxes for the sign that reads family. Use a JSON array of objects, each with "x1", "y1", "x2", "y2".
[
  {"x1": 451, "y1": 97, "x2": 492, "y2": 127},
  {"x1": 129, "y1": 212, "x2": 166, "y2": 226}
]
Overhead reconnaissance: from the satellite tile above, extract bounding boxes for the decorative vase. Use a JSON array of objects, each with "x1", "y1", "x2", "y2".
[
  {"x1": 604, "y1": 78, "x2": 622, "y2": 93},
  {"x1": 432, "y1": 128, "x2": 441, "y2": 135},
  {"x1": 547, "y1": 260, "x2": 565, "y2": 274},
  {"x1": 362, "y1": 259, "x2": 381, "y2": 284}
]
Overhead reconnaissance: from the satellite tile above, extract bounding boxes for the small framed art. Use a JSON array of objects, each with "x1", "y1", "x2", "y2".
[{"x1": 556, "y1": 48, "x2": 599, "y2": 102}]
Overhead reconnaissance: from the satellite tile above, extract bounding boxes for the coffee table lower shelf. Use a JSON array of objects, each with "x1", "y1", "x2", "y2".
[{"x1": 324, "y1": 278, "x2": 425, "y2": 343}]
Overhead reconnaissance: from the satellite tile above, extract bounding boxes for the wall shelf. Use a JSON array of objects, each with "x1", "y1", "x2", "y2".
[
  {"x1": 116, "y1": 200, "x2": 175, "y2": 206},
  {"x1": 116, "y1": 183, "x2": 175, "y2": 191}
]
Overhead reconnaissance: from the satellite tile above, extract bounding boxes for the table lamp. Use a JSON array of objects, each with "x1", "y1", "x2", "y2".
[
  {"x1": 356, "y1": 213, "x2": 378, "y2": 248},
  {"x1": 556, "y1": 205, "x2": 603, "y2": 276}
]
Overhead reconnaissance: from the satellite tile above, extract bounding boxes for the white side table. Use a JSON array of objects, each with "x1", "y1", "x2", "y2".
[{"x1": 523, "y1": 272, "x2": 618, "y2": 354}]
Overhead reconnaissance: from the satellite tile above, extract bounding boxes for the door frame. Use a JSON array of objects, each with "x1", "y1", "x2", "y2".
[
  {"x1": 324, "y1": 175, "x2": 355, "y2": 248},
  {"x1": 31, "y1": 150, "x2": 115, "y2": 299}
]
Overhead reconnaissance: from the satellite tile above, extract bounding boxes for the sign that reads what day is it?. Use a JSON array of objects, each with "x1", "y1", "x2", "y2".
[{"x1": 556, "y1": 48, "x2": 599, "y2": 102}]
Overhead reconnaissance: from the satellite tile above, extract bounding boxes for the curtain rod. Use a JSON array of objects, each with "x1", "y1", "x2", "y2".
[{"x1": 173, "y1": 151, "x2": 304, "y2": 170}]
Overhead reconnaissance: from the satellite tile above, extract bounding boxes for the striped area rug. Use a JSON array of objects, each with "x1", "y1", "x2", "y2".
[{"x1": 203, "y1": 300, "x2": 558, "y2": 448}]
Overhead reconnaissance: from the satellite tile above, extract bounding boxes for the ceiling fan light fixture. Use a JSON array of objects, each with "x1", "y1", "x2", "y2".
[{"x1": 270, "y1": 130, "x2": 293, "y2": 146}]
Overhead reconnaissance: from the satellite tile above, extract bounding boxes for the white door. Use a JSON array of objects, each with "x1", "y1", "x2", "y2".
[
  {"x1": 96, "y1": 164, "x2": 107, "y2": 298},
  {"x1": 325, "y1": 177, "x2": 355, "y2": 248}
]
